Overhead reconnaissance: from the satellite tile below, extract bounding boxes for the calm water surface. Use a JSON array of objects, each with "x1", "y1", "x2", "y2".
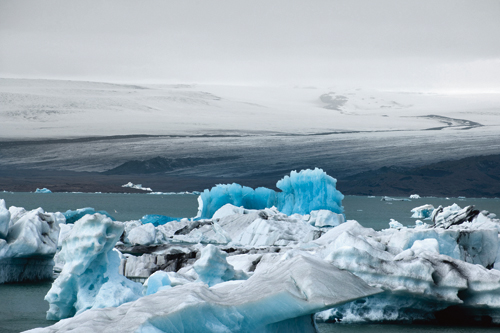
[{"x1": 0, "y1": 193, "x2": 499, "y2": 332}]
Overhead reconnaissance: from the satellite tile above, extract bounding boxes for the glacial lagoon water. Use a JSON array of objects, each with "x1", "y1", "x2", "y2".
[{"x1": 0, "y1": 192, "x2": 499, "y2": 332}]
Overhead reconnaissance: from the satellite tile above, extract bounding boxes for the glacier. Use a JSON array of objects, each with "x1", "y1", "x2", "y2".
[{"x1": 197, "y1": 168, "x2": 344, "y2": 219}]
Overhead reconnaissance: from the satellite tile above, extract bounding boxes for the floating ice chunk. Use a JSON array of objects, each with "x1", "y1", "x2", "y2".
[
  {"x1": 197, "y1": 168, "x2": 344, "y2": 219},
  {"x1": 63, "y1": 207, "x2": 115, "y2": 224},
  {"x1": 389, "y1": 219, "x2": 403, "y2": 229},
  {"x1": 277, "y1": 168, "x2": 344, "y2": 216},
  {"x1": 309, "y1": 209, "x2": 344, "y2": 227},
  {"x1": 1, "y1": 208, "x2": 60, "y2": 259},
  {"x1": 45, "y1": 214, "x2": 142, "y2": 320},
  {"x1": 197, "y1": 183, "x2": 276, "y2": 219},
  {"x1": 411, "y1": 204, "x2": 435, "y2": 219},
  {"x1": 410, "y1": 194, "x2": 421, "y2": 199},
  {"x1": 381, "y1": 196, "x2": 410, "y2": 201},
  {"x1": 0, "y1": 205, "x2": 62, "y2": 283},
  {"x1": 140, "y1": 214, "x2": 177, "y2": 226},
  {"x1": 126, "y1": 222, "x2": 156, "y2": 246},
  {"x1": 144, "y1": 271, "x2": 172, "y2": 295},
  {"x1": 0, "y1": 199, "x2": 10, "y2": 238},
  {"x1": 31, "y1": 255, "x2": 381, "y2": 333},
  {"x1": 193, "y1": 244, "x2": 246, "y2": 286},
  {"x1": 35, "y1": 188, "x2": 52, "y2": 193},
  {"x1": 432, "y1": 204, "x2": 480, "y2": 228},
  {"x1": 122, "y1": 182, "x2": 152, "y2": 191}
]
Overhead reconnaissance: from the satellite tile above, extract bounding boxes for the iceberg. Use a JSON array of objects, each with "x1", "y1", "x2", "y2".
[
  {"x1": 122, "y1": 182, "x2": 152, "y2": 191},
  {"x1": 45, "y1": 213, "x2": 142, "y2": 320},
  {"x1": 35, "y1": 188, "x2": 52, "y2": 193},
  {"x1": 63, "y1": 207, "x2": 115, "y2": 224},
  {"x1": 30, "y1": 255, "x2": 381, "y2": 333},
  {"x1": 410, "y1": 204, "x2": 435, "y2": 219},
  {"x1": 140, "y1": 214, "x2": 178, "y2": 226},
  {"x1": 197, "y1": 168, "x2": 344, "y2": 219},
  {"x1": 0, "y1": 202, "x2": 64, "y2": 283}
]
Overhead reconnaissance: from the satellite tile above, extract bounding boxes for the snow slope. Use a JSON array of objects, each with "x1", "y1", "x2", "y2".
[{"x1": 1, "y1": 78, "x2": 499, "y2": 139}]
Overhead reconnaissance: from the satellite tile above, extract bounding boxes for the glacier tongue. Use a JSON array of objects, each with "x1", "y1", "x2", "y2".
[{"x1": 29, "y1": 255, "x2": 381, "y2": 333}]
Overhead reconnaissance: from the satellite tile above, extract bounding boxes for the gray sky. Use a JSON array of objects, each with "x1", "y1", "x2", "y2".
[{"x1": 1, "y1": 0, "x2": 500, "y2": 90}]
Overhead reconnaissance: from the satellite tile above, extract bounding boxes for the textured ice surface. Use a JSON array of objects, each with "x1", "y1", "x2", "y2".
[
  {"x1": 0, "y1": 201, "x2": 65, "y2": 283},
  {"x1": 193, "y1": 244, "x2": 247, "y2": 286},
  {"x1": 410, "y1": 204, "x2": 434, "y2": 219},
  {"x1": 63, "y1": 207, "x2": 115, "y2": 224},
  {"x1": 0, "y1": 199, "x2": 10, "y2": 238},
  {"x1": 315, "y1": 212, "x2": 500, "y2": 323},
  {"x1": 197, "y1": 168, "x2": 344, "y2": 219},
  {"x1": 45, "y1": 214, "x2": 142, "y2": 320},
  {"x1": 140, "y1": 214, "x2": 177, "y2": 226},
  {"x1": 30, "y1": 255, "x2": 381, "y2": 333}
]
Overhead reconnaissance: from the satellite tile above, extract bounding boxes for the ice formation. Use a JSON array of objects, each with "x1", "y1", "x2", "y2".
[
  {"x1": 45, "y1": 214, "x2": 142, "y2": 320},
  {"x1": 122, "y1": 182, "x2": 152, "y2": 191},
  {"x1": 35, "y1": 188, "x2": 52, "y2": 193},
  {"x1": 8, "y1": 171, "x2": 500, "y2": 331},
  {"x1": 0, "y1": 202, "x2": 64, "y2": 283},
  {"x1": 409, "y1": 194, "x2": 421, "y2": 199},
  {"x1": 30, "y1": 255, "x2": 381, "y2": 333},
  {"x1": 197, "y1": 168, "x2": 344, "y2": 219},
  {"x1": 63, "y1": 207, "x2": 115, "y2": 224},
  {"x1": 410, "y1": 204, "x2": 434, "y2": 219},
  {"x1": 140, "y1": 214, "x2": 177, "y2": 226},
  {"x1": 193, "y1": 244, "x2": 247, "y2": 286}
]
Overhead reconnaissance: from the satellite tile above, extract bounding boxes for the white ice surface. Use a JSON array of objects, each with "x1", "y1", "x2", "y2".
[
  {"x1": 29, "y1": 255, "x2": 381, "y2": 333},
  {"x1": 2, "y1": 79, "x2": 500, "y2": 139}
]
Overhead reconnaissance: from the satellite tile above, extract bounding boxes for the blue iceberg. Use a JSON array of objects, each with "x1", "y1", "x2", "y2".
[
  {"x1": 35, "y1": 188, "x2": 52, "y2": 193},
  {"x1": 197, "y1": 168, "x2": 344, "y2": 219},
  {"x1": 63, "y1": 207, "x2": 115, "y2": 224},
  {"x1": 140, "y1": 214, "x2": 177, "y2": 227}
]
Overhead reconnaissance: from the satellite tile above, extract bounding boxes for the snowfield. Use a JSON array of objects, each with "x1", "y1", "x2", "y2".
[{"x1": 1, "y1": 78, "x2": 500, "y2": 139}]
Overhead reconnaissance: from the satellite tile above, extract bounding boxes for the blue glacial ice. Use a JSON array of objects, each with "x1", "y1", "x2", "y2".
[
  {"x1": 35, "y1": 188, "x2": 52, "y2": 193},
  {"x1": 63, "y1": 207, "x2": 115, "y2": 224},
  {"x1": 193, "y1": 244, "x2": 247, "y2": 286},
  {"x1": 140, "y1": 214, "x2": 177, "y2": 226},
  {"x1": 31, "y1": 254, "x2": 381, "y2": 333},
  {"x1": 1, "y1": 201, "x2": 65, "y2": 283},
  {"x1": 197, "y1": 168, "x2": 344, "y2": 219},
  {"x1": 45, "y1": 213, "x2": 142, "y2": 320},
  {"x1": 410, "y1": 204, "x2": 435, "y2": 219}
]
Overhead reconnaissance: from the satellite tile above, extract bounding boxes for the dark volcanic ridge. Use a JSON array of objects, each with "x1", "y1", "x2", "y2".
[
  {"x1": 338, "y1": 154, "x2": 500, "y2": 198},
  {"x1": 103, "y1": 156, "x2": 241, "y2": 175},
  {"x1": 1, "y1": 154, "x2": 499, "y2": 198}
]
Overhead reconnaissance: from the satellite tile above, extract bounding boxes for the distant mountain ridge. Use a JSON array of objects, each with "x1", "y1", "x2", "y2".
[
  {"x1": 338, "y1": 154, "x2": 500, "y2": 198},
  {"x1": 103, "y1": 156, "x2": 240, "y2": 175}
]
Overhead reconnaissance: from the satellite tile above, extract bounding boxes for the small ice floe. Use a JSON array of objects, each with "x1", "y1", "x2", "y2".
[{"x1": 122, "y1": 182, "x2": 152, "y2": 192}]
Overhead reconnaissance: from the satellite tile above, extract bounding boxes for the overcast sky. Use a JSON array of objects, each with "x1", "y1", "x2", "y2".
[{"x1": 1, "y1": 0, "x2": 500, "y2": 91}]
